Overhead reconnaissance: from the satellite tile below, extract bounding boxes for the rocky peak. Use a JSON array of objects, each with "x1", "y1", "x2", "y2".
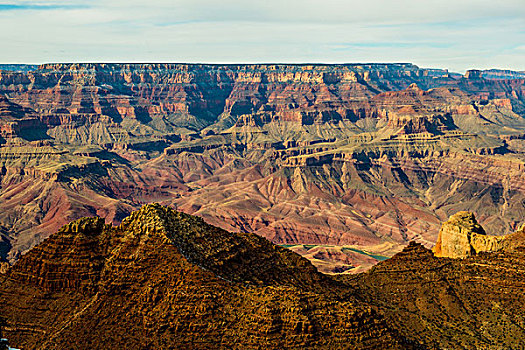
[
  {"x1": 407, "y1": 83, "x2": 423, "y2": 92},
  {"x1": 445, "y1": 211, "x2": 485, "y2": 233},
  {"x1": 404, "y1": 240, "x2": 432, "y2": 253},
  {"x1": 7, "y1": 216, "x2": 111, "y2": 292},
  {"x1": 432, "y1": 211, "x2": 505, "y2": 258},
  {"x1": 368, "y1": 241, "x2": 436, "y2": 272},
  {"x1": 118, "y1": 203, "x2": 175, "y2": 237},
  {"x1": 9, "y1": 203, "x2": 326, "y2": 291}
]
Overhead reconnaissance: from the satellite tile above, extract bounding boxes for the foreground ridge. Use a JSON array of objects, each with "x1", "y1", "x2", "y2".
[
  {"x1": 0, "y1": 204, "x2": 409, "y2": 349},
  {"x1": 1, "y1": 205, "x2": 525, "y2": 349},
  {"x1": 346, "y1": 213, "x2": 525, "y2": 349}
]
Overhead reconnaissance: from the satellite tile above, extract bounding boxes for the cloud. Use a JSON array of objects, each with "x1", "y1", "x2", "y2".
[
  {"x1": 96, "y1": 0, "x2": 525, "y2": 25},
  {"x1": 0, "y1": 3, "x2": 86, "y2": 10},
  {"x1": 0, "y1": 0, "x2": 523, "y2": 72}
]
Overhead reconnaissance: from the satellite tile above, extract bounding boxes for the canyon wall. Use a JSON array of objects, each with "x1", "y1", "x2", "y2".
[{"x1": 0, "y1": 63, "x2": 524, "y2": 272}]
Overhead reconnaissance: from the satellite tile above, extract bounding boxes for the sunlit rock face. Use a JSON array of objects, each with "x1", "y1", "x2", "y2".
[
  {"x1": 0, "y1": 63, "x2": 524, "y2": 272},
  {"x1": 433, "y1": 211, "x2": 525, "y2": 258},
  {"x1": 433, "y1": 211, "x2": 500, "y2": 258}
]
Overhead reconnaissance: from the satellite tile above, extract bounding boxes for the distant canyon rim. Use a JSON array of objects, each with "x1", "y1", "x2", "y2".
[{"x1": 0, "y1": 63, "x2": 524, "y2": 273}]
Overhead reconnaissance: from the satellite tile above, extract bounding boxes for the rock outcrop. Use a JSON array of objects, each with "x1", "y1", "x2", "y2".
[
  {"x1": 433, "y1": 211, "x2": 504, "y2": 258},
  {"x1": 432, "y1": 211, "x2": 525, "y2": 258}
]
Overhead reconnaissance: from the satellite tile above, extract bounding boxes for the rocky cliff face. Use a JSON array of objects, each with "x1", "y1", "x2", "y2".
[
  {"x1": 1, "y1": 63, "x2": 523, "y2": 143},
  {"x1": 0, "y1": 63, "x2": 524, "y2": 272},
  {"x1": 433, "y1": 211, "x2": 499, "y2": 258}
]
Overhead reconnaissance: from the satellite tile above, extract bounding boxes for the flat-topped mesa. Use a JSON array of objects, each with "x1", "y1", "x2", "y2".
[
  {"x1": 432, "y1": 211, "x2": 505, "y2": 258},
  {"x1": 464, "y1": 69, "x2": 484, "y2": 80}
]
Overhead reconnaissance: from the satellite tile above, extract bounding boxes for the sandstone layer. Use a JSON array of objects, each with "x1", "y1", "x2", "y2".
[{"x1": 433, "y1": 211, "x2": 525, "y2": 258}]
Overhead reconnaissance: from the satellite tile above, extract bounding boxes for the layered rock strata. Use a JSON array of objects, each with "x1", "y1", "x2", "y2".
[
  {"x1": 432, "y1": 211, "x2": 525, "y2": 258},
  {"x1": 433, "y1": 211, "x2": 503, "y2": 258},
  {"x1": 0, "y1": 63, "x2": 524, "y2": 272},
  {"x1": 1, "y1": 205, "x2": 525, "y2": 349}
]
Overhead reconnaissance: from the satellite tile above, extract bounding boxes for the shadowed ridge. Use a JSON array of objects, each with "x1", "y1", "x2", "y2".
[{"x1": 0, "y1": 95, "x2": 28, "y2": 121}]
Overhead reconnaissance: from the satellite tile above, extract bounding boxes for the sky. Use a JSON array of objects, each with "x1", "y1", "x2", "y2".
[{"x1": 0, "y1": 0, "x2": 524, "y2": 73}]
